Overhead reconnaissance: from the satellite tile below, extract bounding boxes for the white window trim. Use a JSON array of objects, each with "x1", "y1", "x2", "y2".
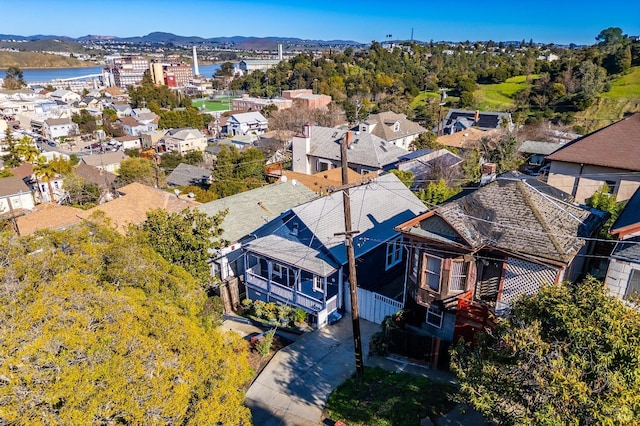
[
  {"x1": 426, "y1": 305, "x2": 443, "y2": 328},
  {"x1": 385, "y1": 236, "x2": 403, "y2": 270},
  {"x1": 272, "y1": 263, "x2": 286, "y2": 278},
  {"x1": 313, "y1": 276, "x2": 324, "y2": 292}
]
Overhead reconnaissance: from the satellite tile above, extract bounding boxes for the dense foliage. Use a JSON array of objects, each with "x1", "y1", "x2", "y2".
[
  {"x1": 451, "y1": 277, "x2": 640, "y2": 425},
  {"x1": 0, "y1": 220, "x2": 252, "y2": 424}
]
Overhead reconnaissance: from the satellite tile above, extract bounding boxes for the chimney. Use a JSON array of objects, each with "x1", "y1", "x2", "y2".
[
  {"x1": 302, "y1": 123, "x2": 311, "y2": 139},
  {"x1": 474, "y1": 110, "x2": 480, "y2": 124},
  {"x1": 480, "y1": 162, "x2": 497, "y2": 186},
  {"x1": 278, "y1": 44, "x2": 283, "y2": 60},
  {"x1": 292, "y1": 124, "x2": 312, "y2": 174},
  {"x1": 192, "y1": 46, "x2": 199, "y2": 76}
]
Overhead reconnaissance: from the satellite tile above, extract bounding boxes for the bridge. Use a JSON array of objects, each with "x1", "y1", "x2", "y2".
[{"x1": 56, "y1": 73, "x2": 104, "y2": 82}]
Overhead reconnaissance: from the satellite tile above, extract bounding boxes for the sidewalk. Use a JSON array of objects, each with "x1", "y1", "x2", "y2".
[{"x1": 239, "y1": 317, "x2": 457, "y2": 425}]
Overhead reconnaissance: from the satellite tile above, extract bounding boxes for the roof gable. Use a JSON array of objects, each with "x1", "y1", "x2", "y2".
[{"x1": 545, "y1": 113, "x2": 640, "y2": 171}]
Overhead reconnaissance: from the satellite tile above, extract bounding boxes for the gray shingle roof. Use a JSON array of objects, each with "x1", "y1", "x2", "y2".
[
  {"x1": 518, "y1": 140, "x2": 566, "y2": 156},
  {"x1": 415, "y1": 173, "x2": 606, "y2": 263},
  {"x1": 246, "y1": 173, "x2": 427, "y2": 272},
  {"x1": 166, "y1": 163, "x2": 211, "y2": 187},
  {"x1": 364, "y1": 111, "x2": 427, "y2": 142},
  {"x1": 308, "y1": 126, "x2": 409, "y2": 169},
  {"x1": 197, "y1": 181, "x2": 317, "y2": 244}
]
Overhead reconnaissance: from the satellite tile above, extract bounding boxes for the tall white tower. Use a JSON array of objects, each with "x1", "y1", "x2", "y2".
[
  {"x1": 192, "y1": 46, "x2": 200, "y2": 76},
  {"x1": 278, "y1": 44, "x2": 283, "y2": 60}
]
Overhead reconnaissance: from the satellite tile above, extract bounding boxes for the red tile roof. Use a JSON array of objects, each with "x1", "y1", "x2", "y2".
[{"x1": 545, "y1": 113, "x2": 640, "y2": 171}]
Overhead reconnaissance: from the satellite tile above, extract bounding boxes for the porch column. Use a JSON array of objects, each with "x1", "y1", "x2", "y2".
[
  {"x1": 267, "y1": 260, "x2": 272, "y2": 293},
  {"x1": 338, "y1": 267, "x2": 343, "y2": 309},
  {"x1": 293, "y1": 269, "x2": 300, "y2": 304},
  {"x1": 322, "y1": 276, "x2": 327, "y2": 308}
]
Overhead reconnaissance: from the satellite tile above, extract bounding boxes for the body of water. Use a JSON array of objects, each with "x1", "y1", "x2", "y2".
[{"x1": 0, "y1": 63, "x2": 221, "y2": 82}]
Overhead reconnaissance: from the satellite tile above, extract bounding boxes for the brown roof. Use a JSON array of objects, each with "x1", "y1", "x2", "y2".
[
  {"x1": 545, "y1": 113, "x2": 640, "y2": 171},
  {"x1": 0, "y1": 176, "x2": 30, "y2": 197},
  {"x1": 436, "y1": 128, "x2": 499, "y2": 149},
  {"x1": 365, "y1": 111, "x2": 427, "y2": 141},
  {"x1": 10, "y1": 163, "x2": 34, "y2": 179},
  {"x1": 16, "y1": 203, "x2": 83, "y2": 235},
  {"x1": 81, "y1": 151, "x2": 127, "y2": 167},
  {"x1": 74, "y1": 162, "x2": 117, "y2": 189},
  {"x1": 281, "y1": 168, "x2": 376, "y2": 195},
  {"x1": 118, "y1": 116, "x2": 141, "y2": 127},
  {"x1": 80, "y1": 182, "x2": 199, "y2": 233}
]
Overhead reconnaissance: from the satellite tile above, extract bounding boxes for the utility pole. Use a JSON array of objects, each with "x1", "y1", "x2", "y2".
[{"x1": 336, "y1": 131, "x2": 365, "y2": 381}]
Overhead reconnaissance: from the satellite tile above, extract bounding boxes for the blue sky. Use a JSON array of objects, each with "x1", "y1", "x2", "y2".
[{"x1": 5, "y1": 0, "x2": 640, "y2": 45}]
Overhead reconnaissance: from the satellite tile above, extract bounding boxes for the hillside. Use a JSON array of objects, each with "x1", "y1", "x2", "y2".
[
  {"x1": 474, "y1": 75, "x2": 536, "y2": 111},
  {"x1": 0, "y1": 51, "x2": 96, "y2": 69},
  {"x1": 575, "y1": 67, "x2": 640, "y2": 132}
]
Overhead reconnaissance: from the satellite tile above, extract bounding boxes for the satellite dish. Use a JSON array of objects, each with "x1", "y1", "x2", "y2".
[
  {"x1": 281, "y1": 175, "x2": 288, "y2": 183},
  {"x1": 291, "y1": 179, "x2": 297, "y2": 186},
  {"x1": 174, "y1": 189, "x2": 181, "y2": 196}
]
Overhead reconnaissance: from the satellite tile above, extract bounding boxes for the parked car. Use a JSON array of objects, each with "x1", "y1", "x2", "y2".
[{"x1": 47, "y1": 141, "x2": 57, "y2": 147}]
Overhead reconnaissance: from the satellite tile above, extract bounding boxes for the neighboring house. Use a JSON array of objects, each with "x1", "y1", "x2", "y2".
[
  {"x1": 359, "y1": 111, "x2": 427, "y2": 151},
  {"x1": 74, "y1": 162, "x2": 117, "y2": 200},
  {"x1": 545, "y1": 113, "x2": 640, "y2": 203},
  {"x1": 395, "y1": 172, "x2": 606, "y2": 345},
  {"x1": 197, "y1": 180, "x2": 317, "y2": 282},
  {"x1": 242, "y1": 173, "x2": 426, "y2": 328},
  {"x1": 276, "y1": 168, "x2": 374, "y2": 196},
  {"x1": 227, "y1": 112, "x2": 268, "y2": 136},
  {"x1": 397, "y1": 148, "x2": 462, "y2": 185},
  {"x1": 0, "y1": 175, "x2": 35, "y2": 218},
  {"x1": 77, "y1": 96, "x2": 104, "y2": 112},
  {"x1": 118, "y1": 116, "x2": 158, "y2": 137},
  {"x1": 110, "y1": 102, "x2": 133, "y2": 117},
  {"x1": 605, "y1": 187, "x2": 640, "y2": 305},
  {"x1": 238, "y1": 59, "x2": 282, "y2": 73},
  {"x1": 12, "y1": 162, "x2": 64, "y2": 204},
  {"x1": 517, "y1": 140, "x2": 566, "y2": 171},
  {"x1": 292, "y1": 125, "x2": 409, "y2": 175},
  {"x1": 48, "y1": 89, "x2": 81, "y2": 104},
  {"x1": 159, "y1": 128, "x2": 207, "y2": 155},
  {"x1": 437, "y1": 109, "x2": 513, "y2": 135},
  {"x1": 232, "y1": 95, "x2": 293, "y2": 112},
  {"x1": 80, "y1": 151, "x2": 128, "y2": 173},
  {"x1": 113, "y1": 135, "x2": 142, "y2": 150},
  {"x1": 228, "y1": 133, "x2": 258, "y2": 149},
  {"x1": 44, "y1": 117, "x2": 78, "y2": 140},
  {"x1": 166, "y1": 163, "x2": 212, "y2": 187},
  {"x1": 282, "y1": 89, "x2": 332, "y2": 110}
]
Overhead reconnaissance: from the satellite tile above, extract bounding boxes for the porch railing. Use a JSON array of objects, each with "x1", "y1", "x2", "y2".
[{"x1": 246, "y1": 270, "x2": 327, "y2": 312}]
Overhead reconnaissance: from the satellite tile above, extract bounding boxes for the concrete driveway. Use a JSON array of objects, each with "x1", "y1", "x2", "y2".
[{"x1": 244, "y1": 317, "x2": 379, "y2": 426}]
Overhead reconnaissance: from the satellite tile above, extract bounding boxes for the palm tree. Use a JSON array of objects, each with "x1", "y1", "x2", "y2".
[
  {"x1": 15, "y1": 136, "x2": 39, "y2": 163},
  {"x1": 33, "y1": 156, "x2": 57, "y2": 203}
]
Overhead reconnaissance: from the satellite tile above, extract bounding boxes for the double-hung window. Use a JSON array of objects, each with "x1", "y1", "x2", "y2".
[
  {"x1": 385, "y1": 236, "x2": 403, "y2": 270},
  {"x1": 426, "y1": 305, "x2": 443, "y2": 328},
  {"x1": 423, "y1": 254, "x2": 442, "y2": 292}
]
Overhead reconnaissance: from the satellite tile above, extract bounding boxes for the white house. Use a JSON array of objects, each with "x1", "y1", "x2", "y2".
[
  {"x1": 0, "y1": 176, "x2": 35, "y2": 217},
  {"x1": 160, "y1": 128, "x2": 207, "y2": 155},
  {"x1": 44, "y1": 117, "x2": 78, "y2": 141},
  {"x1": 48, "y1": 89, "x2": 81, "y2": 104},
  {"x1": 227, "y1": 112, "x2": 268, "y2": 136}
]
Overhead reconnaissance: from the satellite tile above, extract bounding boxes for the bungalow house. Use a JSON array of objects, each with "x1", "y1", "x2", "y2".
[
  {"x1": 227, "y1": 111, "x2": 268, "y2": 136},
  {"x1": 292, "y1": 125, "x2": 409, "y2": 175},
  {"x1": 118, "y1": 116, "x2": 158, "y2": 137},
  {"x1": 242, "y1": 173, "x2": 426, "y2": 328},
  {"x1": 80, "y1": 151, "x2": 128, "y2": 174},
  {"x1": 604, "y1": 187, "x2": 640, "y2": 305},
  {"x1": 44, "y1": 117, "x2": 78, "y2": 141},
  {"x1": 545, "y1": 113, "x2": 640, "y2": 203},
  {"x1": 196, "y1": 180, "x2": 318, "y2": 283},
  {"x1": 359, "y1": 111, "x2": 428, "y2": 151},
  {"x1": 11, "y1": 162, "x2": 64, "y2": 204},
  {"x1": 437, "y1": 109, "x2": 513, "y2": 135},
  {"x1": 0, "y1": 176, "x2": 35, "y2": 219},
  {"x1": 159, "y1": 128, "x2": 207, "y2": 155},
  {"x1": 48, "y1": 89, "x2": 81, "y2": 104},
  {"x1": 76, "y1": 96, "x2": 104, "y2": 112},
  {"x1": 395, "y1": 172, "x2": 606, "y2": 345},
  {"x1": 166, "y1": 163, "x2": 212, "y2": 188}
]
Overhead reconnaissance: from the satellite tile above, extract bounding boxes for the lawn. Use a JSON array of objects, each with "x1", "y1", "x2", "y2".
[
  {"x1": 324, "y1": 367, "x2": 459, "y2": 426},
  {"x1": 192, "y1": 98, "x2": 232, "y2": 112},
  {"x1": 474, "y1": 75, "x2": 536, "y2": 111},
  {"x1": 601, "y1": 66, "x2": 640, "y2": 99}
]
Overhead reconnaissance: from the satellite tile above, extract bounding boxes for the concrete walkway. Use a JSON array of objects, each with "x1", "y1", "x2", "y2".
[{"x1": 242, "y1": 318, "x2": 457, "y2": 426}]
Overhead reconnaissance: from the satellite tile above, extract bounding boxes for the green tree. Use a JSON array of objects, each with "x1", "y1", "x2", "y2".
[
  {"x1": 451, "y1": 277, "x2": 640, "y2": 425},
  {"x1": 117, "y1": 157, "x2": 161, "y2": 187},
  {"x1": 0, "y1": 221, "x2": 252, "y2": 425},
  {"x1": 3, "y1": 66, "x2": 25, "y2": 89},
  {"x1": 389, "y1": 169, "x2": 414, "y2": 188},
  {"x1": 587, "y1": 184, "x2": 626, "y2": 239},
  {"x1": 1, "y1": 127, "x2": 20, "y2": 168},
  {"x1": 62, "y1": 174, "x2": 101, "y2": 209},
  {"x1": 137, "y1": 208, "x2": 226, "y2": 287},
  {"x1": 15, "y1": 136, "x2": 39, "y2": 163},
  {"x1": 72, "y1": 109, "x2": 97, "y2": 135},
  {"x1": 419, "y1": 178, "x2": 461, "y2": 205},
  {"x1": 33, "y1": 155, "x2": 58, "y2": 202}
]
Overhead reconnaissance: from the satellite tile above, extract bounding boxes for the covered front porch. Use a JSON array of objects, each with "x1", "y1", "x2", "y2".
[{"x1": 244, "y1": 253, "x2": 342, "y2": 328}]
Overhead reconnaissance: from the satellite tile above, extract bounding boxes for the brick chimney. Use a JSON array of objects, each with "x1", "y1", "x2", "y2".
[{"x1": 480, "y1": 162, "x2": 497, "y2": 186}]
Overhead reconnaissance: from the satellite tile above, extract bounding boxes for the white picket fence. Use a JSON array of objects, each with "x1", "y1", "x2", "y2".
[{"x1": 343, "y1": 283, "x2": 403, "y2": 324}]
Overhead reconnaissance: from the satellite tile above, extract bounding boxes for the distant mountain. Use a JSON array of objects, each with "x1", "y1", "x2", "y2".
[{"x1": 0, "y1": 32, "x2": 364, "y2": 49}]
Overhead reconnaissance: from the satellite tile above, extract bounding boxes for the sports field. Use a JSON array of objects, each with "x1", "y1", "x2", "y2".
[{"x1": 192, "y1": 98, "x2": 232, "y2": 112}]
